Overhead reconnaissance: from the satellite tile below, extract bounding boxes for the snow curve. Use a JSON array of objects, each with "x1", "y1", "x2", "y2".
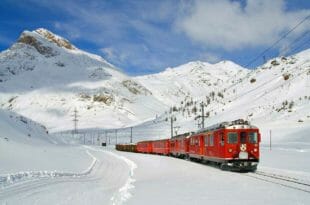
[
  {"x1": 85, "y1": 146, "x2": 137, "y2": 205},
  {"x1": 0, "y1": 150, "x2": 97, "y2": 187}
]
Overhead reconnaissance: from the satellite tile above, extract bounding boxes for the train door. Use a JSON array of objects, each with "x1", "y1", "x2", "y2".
[
  {"x1": 218, "y1": 131, "x2": 225, "y2": 158},
  {"x1": 239, "y1": 131, "x2": 249, "y2": 159},
  {"x1": 203, "y1": 134, "x2": 208, "y2": 156},
  {"x1": 199, "y1": 135, "x2": 204, "y2": 155}
]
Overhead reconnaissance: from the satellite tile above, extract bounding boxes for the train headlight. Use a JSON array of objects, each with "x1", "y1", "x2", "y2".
[
  {"x1": 254, "y1": 148, "x2": 257, "y2": 152},
  {"x1": 228, "y1": 148, "x2": 232, "y2": 152}
]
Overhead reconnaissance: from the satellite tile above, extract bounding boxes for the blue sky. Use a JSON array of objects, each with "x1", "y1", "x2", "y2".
[{"x1": 0, "y1": 0, "x2": 309, "y2": 75}]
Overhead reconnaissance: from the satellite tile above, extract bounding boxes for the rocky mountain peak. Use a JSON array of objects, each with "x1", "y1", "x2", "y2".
[
  {"x1": 17, "y1": 28, "x2": 75, "y2": 57},
  {"x1": 34, "y1": 28, "x2": 75, "y2": 50}
]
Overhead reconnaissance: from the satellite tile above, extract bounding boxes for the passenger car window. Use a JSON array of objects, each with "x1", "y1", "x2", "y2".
[
  {"x1": 227, "y1": 132, "x2": 238, "y2": 144},
  {"x1": 195, "y1": 138, "x2": 199, "y2": 146},
  {"x1": 204, "y1": 136, "x2": 208, "y2": 146},
  {"x1": 249, "y1": 132, "x2": 258, "y2": 143},
  {"x1": 209, "y1": 135, "x2": 214, "y2": 146},
  {"x1": 220, "y1": 133, "x2": 224, "y2": 146}
]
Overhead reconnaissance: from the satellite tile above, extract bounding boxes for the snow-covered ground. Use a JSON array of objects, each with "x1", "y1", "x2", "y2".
[
  {"x1": 0, "y1": 108, "x2": 309, "y2": 204},
  {"x1": 0, "y1": 28, "x2": 310, "y2": 204},
  {"x1": 2, "y1": 144, "x2": 310, "y2": 205}
]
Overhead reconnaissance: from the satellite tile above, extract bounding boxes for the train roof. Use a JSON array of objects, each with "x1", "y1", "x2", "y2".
[
  {"x1": 171, "y1": 132, "x2": 195, "y2": 139},
  {"x1": 196, "y1": 119, "x2": 258, "y2": 134}
]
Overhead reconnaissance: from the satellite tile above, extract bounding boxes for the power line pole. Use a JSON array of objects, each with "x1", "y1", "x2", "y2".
[
  {"x1": 196, "y1": 119, "x2": 201, "y2": 129},
  {"x1": 270, "y1": 130, "x2": 272, "y2": 151},
  {"x1": 170, "y1": 116, "x2": 174, "y2": 138},
  {"x1": 174, "y1": 126, "x2": 180, "y2": 136},
  {"x1": 201, "y1": 102, "x2": 205, "y2": 129},
  {"x1": 71, "y1": 108, "x2": 79, "y2": 136},
  {"x1": 108, "y1": 131, "x2": 111, "y2": 145},
  {"x1": 115, "y1": 129, "x2": 118, "y2": 145},
  {"x1": 130, "y1": 127, "x2": 133, "y2": 143},
  {"x1": 105, "y1": 130, "x2": 107, "y2": 144}
]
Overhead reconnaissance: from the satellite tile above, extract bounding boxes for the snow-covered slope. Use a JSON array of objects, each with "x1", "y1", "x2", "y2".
[
  {"x1": 135, "y1": 60, "x2": 248, "y2": 106},
  {"x1": 120, "y1": 49, "x2": 310, "y2": 144},
  {"x1": 0, "y1": 109, "x2": 91, "y2": 174},
  {"x1": 0, "y1": 29, "x2": 166, "y2": 131},
  {"x1": 0, "y1": 28, "x2": 309, "y2": 142}
]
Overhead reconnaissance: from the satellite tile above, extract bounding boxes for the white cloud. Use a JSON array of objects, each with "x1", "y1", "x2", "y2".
[
  {"x1": 177, "y1": 0, "x2": 310, "y2": 50},
  {"x1": 199, "y1": 52, "x2": 221, "y2": 63}
]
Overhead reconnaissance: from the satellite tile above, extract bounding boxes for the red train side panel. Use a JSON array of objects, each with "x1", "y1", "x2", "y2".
[
  {"x1": 152, "y1": 139, "x2": 170, "y2": 155},
  {"x1": 137, "y1": 141, "x2": 153, "y2": 153},
  {"x1": 170, "y1": 133, "x2": 191, "y2": 158}
]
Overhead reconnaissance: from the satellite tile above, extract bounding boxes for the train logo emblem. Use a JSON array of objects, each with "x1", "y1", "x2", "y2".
[{"x1": 240, "y1": 144, "x2": 247, "y2": 151}]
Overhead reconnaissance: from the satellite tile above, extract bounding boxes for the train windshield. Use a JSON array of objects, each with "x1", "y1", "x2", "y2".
[
  {"x1": 240, "y1": 132, "x2": 247, "y2": 143},
  {"x1": 249, "y1": 132, "x2": 258, "y2": 143},
  {"x1": 227, "y1": 132, "x2": 238, "y2": 144}
]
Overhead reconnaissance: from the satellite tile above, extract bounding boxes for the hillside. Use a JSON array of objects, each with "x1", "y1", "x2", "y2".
[
  {"x1": 126, "y1": 49, "x2": 310, "y2": 144},
  {"x1": 0, "y1": 28, "x2": 309, "y2": 143},
  {"x1": 0, "y1": 29, "x2": 166, "y2": 131},
  {"x1": 0, "y1": 108, "x2": 91, "y2": 174}
]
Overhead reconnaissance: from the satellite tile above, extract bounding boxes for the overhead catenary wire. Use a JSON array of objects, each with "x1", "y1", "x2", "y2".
[
  {"x1": 287, "y1": 38, "x2": 310, "y2": 55},
  {"x1": 280, "y1": 31, "x2": 310, "y2": 55},
  {"x1": 245, "y1": 14, "x2": 310, "y2": 68}
]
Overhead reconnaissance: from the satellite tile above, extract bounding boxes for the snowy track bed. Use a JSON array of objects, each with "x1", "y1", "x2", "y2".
[
  {"x1": 114, "y1": 150, "x2": 310, "y2": 205},
  {"x1": 0, "y1": 150, "x2": 97, "y2": 187},
  {"x1": 245, "y1": 171, "x2": 310, "y2": 194},
  {"x1": 0, "y1": 146, "x2": 136, "y2": 205}
]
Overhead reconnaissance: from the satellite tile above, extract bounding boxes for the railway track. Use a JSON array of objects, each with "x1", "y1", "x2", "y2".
[{"x1": 245, "y1": 170, "x2": 310, "y2": 194}]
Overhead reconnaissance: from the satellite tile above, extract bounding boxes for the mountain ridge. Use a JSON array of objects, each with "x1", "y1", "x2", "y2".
[{"x1": 0, "y1": 28, "x2": 309, "y2": 137}]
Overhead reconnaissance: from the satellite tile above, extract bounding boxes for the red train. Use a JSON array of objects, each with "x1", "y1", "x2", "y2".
[{"x1": 116, "y1": 119, "x2": 260, "y2": 172}]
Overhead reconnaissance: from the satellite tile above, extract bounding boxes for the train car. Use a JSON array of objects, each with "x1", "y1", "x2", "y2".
[
  {"x1": 116, "y1": 144, "x2": 137, "y2": 152},
  {"x1": 137, "y1": 141, "x2": 153, "y2": 153},
  {"x1": 170, "y1": 132, "x2": 192, "y2": 158},
  {"x1": 188, "y1": 119, "x2": 260, "y2": 171},
  {"x1": 152, "y1": 139, "x2": 170, "y2": 155}
]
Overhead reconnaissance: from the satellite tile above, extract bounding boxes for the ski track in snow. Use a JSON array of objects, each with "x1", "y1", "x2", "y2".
[
  {"x1": 0, "y1": 145, "x2": 137, "y2": 205},
  {"x1": 0, "y1": 150, "x2": 97, "y2": 188},
  {"x1": 85, "y1": 146, "x2": 137, "y2": 205}
]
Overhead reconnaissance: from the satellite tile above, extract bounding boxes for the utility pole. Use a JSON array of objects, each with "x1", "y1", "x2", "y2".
[
  {"x1": 97, "y1": 132, "x2": 100, "y2": 146},
  {"x1": 196, "y1": 119, "x2": 201, "y2": 129},
  {"x1": 130, "y1": 127, "x2": 133, "y2": 143},
  {"x1": 201, "y1": 102, "x2": 205, "y2": 129},
  {"x1": 171, "y1": 117, "x2": 173, "y2": 138},
  {"x1": 195, "y1": 102, "x2": 206, "y2": 129},
  {"x1": 270, "y1": 130, "x2": 272, "y2": 151},
  {"x1": 105, "y1": 131, "x2": 107, "y2": 144},
  {"x1": 115, "y1": 129, "x2": 118, "y2": 145},
  {"x1": 108, "y1": 131, "x2": 111, "y2": 145},
  {"x1": 174, "y1": 126, "x2": 180, "y2": 136},
  {"x1": 71, "y1": 108, "x2": 79, "y2": 136}
]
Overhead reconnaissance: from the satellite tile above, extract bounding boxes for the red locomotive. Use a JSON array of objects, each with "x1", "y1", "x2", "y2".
[
  {"x1": 188, "y1": 119, "x2": 260, "y2": 171},
  {"x1": 116, "y1": 119, "x2": 260, "y2": 172}
]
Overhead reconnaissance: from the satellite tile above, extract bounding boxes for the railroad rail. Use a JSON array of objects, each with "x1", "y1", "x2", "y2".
[{"x1": 245, "y1": 171, "x2": 310, "y2": 194}]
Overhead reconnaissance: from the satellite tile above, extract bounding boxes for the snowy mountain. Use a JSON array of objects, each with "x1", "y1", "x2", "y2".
[
  {"x1": 130, "y1": 49, "x2": 310, "y2": 143},
  {"x1": 134, "y1": 60, "x2": 248, "y2": 106},
  {"x1": 1, "y1": 29, "x2": 310, "y2": 205},
  {"x1": 0, "y1": 28, "x2": 309, "y2": 141},
  {"x1": 0, "y1": 29, "x2": 166, "y2": 131}
]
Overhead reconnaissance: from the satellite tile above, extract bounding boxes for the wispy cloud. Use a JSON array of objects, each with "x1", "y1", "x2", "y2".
[
  {"x1": 177, "y1": 0, "x2": 310, "y2": 50},
  {"x1": 8, "y1": 0, "x2": 310, "y2": 73}
]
